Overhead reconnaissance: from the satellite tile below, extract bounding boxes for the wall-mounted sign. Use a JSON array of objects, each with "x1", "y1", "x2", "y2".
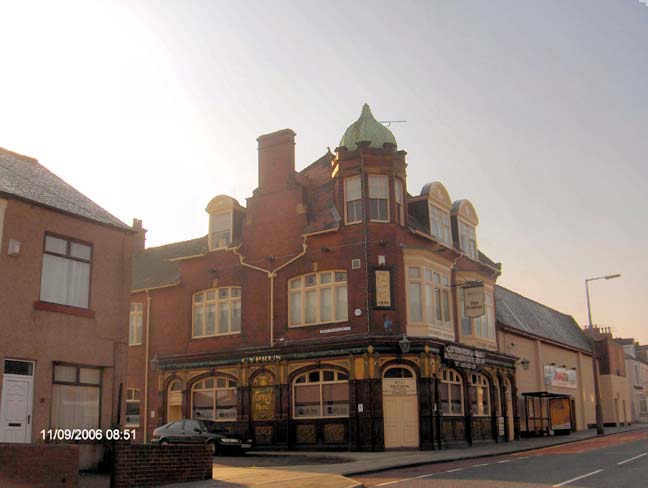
[
  {"x1": 383, "y1": 378, "x2": 417, "y2": 396},
  {"x1": 443, "y1": 345, "x2": 486, "y2": 370},
  {"x1": 544, "y1": 365, "x2": 577, "y2": 389},
  {"x1": 241, "y1": 354, "x2": 282, "y2": 364},
  {"x1": 463, "y1": 285, "x2": 485, "y2": 319},
  {"x1": 375, "y1": 269, "x2": 392, "y2": 308}
]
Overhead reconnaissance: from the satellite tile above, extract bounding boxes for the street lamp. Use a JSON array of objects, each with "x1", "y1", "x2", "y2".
[{"x1": 585, "y1": 273, "x2": 621, "y2": 435}]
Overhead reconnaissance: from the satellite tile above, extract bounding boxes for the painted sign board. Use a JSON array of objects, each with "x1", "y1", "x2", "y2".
[
  {"x1": 443, "y1": 345, "x2": 486, "y2": 370},
  {"x1": 383, "y1": 378, "x2": 417, "y2": 396},
  {"x1": 375, "y1": 270, "x2": 392, "y2": 308},
  {"x1": 544, "y1": 365, "x2": 577, "y2": 389},
  {"x1": 463, "y1": 285, "x2": 485, "y2": 318}
]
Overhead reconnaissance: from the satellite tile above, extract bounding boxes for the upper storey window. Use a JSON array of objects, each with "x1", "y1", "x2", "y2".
[
  {"x1": 289, "y1": 271, "x2": 348, "y2": 327},
  {"x1": 460, "y1": 288, "x2": 495, "y2": 341},
  {"x1": 193, "y1": 287, "x2": 241, "y2": 338},
  {"x1": 368, "y1": 175, "x2": 389, "y2": 222},
  {"x1": 344, "y1": 176, "x2": 362, "y2": 224},
  {"x1": 209, "y1": 212, "x2": 231, "y2": 250},
  {"x1": 394, "y1": 179, "x2": 405, "y2": 225},
  {"x1": 452, "y1": 199, "x2": 479, "y2": 260},
  {"x1": 459, "y1": 221, "x2": 477, "y2": 259},
  {"x1": 423, "y1": 182, "x2": 452, "y2": 247}
]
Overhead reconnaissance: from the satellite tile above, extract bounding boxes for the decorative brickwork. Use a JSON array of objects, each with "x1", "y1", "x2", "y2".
[{"x1": 0, "y1": 444, "x2": 79, "y2": 488}]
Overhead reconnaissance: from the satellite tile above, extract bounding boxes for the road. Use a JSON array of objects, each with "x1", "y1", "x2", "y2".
[{"x1": 355, "y1": 429, "x2": 648, "y2": 488}]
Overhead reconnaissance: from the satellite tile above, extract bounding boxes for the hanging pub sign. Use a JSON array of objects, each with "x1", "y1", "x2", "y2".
[
  {"x1": 463, "y1": 284, "x2": 485, "y2": 319},
  {"x1": 443, "y1": 345, "x2": 486, "y2": 370}
]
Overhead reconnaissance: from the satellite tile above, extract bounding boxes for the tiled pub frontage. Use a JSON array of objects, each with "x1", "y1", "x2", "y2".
[{"x1": 152, "y1": 338, "x2": 516, "y2": 451}]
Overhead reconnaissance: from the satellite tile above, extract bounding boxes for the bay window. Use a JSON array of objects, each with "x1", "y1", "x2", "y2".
[
  {"x1": 293, "y1": 369, "x2": 349, "y2": 419},
  {"x1": 193, "y1": 287, "x2": 241, "y2": 337},
  {"x1": 439, "y1": 369, "x2": 464, "y2": 415},
  {"x1": 40, "y1": 234, "x2": 92, "y2": 308},
  {"x1": 288, "y1": 271, "x2": 348, "y2": 327},
  {"x1": 368, "y1": 174, "x2": 389, "y2": 222},
  {"x1": 51, "y1": 364, "x2": 101, "y2": 430},
  {"x1": 192, "y1": 377, "x2": 237, "y2": 421},
  {"x1": 460, "y1": 290, "x2": 495, "y2": 341},
  {"x1": 344, "y1": 176, "x2": 362, "y2": 224},
  {"x1": 406, "y1": 265, "x2": 453, "y2": 335}
]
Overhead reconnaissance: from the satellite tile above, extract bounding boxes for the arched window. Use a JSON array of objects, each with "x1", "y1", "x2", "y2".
[
  {"x1": 384, "y1": 367, "x2": 414, "y2": 379},
  {"x1": 193, "y1": 287, "x2": 241, "y2": 337},
  {"x1": 470, "y1": 373, "x2": 491, "y2": 417},
  {"x1": 167, "y1": 380, "x2": 183, "y2": 423},
  {"x1": 293, "y1": 369, "x2": 349, "y2": 419},
  {"x1": 192, "y1": 376, "x2": 237, "y2": 421},
  {"x1": 440, "y1": 369, "x2": 463, "y2": 416},
  {"x1": 288, "y1": 271, "x2": 348, "y2": 327}
]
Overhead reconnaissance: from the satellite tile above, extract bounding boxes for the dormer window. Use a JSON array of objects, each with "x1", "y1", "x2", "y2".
[
  {"x1": 459, "y1": 221, "x2": 477, "y2": 259},
  {"x1": 429, "y1": 204, "x2": 451, "y2": 246},
  {"x1": 451, "y1": 199, "x2": 479, "y2": 260},
  {"x1": 344, "y1": 176, "x2": 362, "y2": 224},
  {"x1": 368, "y1": 175, "x2": 389, "y2": 222},
  {"x1": 209, "y1": 212, "x2": 232, "y2": 250}
]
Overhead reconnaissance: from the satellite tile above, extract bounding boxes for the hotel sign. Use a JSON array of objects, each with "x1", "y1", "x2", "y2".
[
  {"x1": 463, "y1": 284, "x2": 485, "y2": 319},
  {"x1": 544, "y1": 365, "x2": 577, "y2": 389},
  {"x1": 241, "y1": 354, "x2": 282, "y2": 365},
  {"x1": 443, "y1": 345, "x2": 486, "y2": 370}
]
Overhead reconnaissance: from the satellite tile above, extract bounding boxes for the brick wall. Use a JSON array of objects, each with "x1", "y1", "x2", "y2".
[
  {"x1": 113, "y1": 443, "x2": 212, "y2": 487},
  {"x1": 0, "y1": 444, "x2": 79, "y2": 488}
]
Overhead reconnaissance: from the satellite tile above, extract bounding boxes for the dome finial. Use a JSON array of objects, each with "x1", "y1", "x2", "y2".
[{"x1": 339, "y1": 104, "x2": 397, "y2": 150}]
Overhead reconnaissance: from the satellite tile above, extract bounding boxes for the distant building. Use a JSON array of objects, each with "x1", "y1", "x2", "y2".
[
  {"x1": 128, "y1": 105, "x2": 518, "y2": 452},
  {"x1": 495, "y1": 286, "x2": 596, "y2": 434},
  {"x1": 615, "y1": 338, "x2": 648, "y2": 423},
  {"x1": 0, "y1": 148, "x2": 134, "y2": 468}
]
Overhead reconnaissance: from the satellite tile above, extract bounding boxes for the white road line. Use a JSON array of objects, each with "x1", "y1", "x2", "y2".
[
  {"x1": 446, "y1": 468, "x2": 463, "y2": 473},
  {"x1": 497, "y1": 459, "x2": 511, "y2": 463},
  {"x1": 414, "y1": 473, "x2": 434, "y2": 479},
  {"x1": 517, "y1": 456, "x2": 529, "y2": 459},
  {"x1": 375, "y1": 478, "x2": 413, "y2": 486},
  {"x1": 617, "y1": 452, "x2": 647, "y2": 465},
  {"x1": 552, "y1": 469, "x2": 604, "y2": 487},
  {"x1": 473, "y1": 463, "x2": 490, "y2": 467}
]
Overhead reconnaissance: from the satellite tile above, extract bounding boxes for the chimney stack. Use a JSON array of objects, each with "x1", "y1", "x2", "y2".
[
  {"x1": 257, "y1": 129, "x2": 296, "y2": 193},
  {"x1": 132, "y1": 218, "x2": 147, "y2": 252}
]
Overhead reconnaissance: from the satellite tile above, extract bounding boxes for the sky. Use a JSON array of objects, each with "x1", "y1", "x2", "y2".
[{"x1": 1, "y1": 0, "x2": 646, "y2": 342}]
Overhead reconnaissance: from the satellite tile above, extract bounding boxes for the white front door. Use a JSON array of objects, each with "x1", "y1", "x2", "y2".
[
  {"x1": 1, "y1": 360, "x2": 34, "y2": 444},
  {"x1": 383, "y1": 366, "x2": 419, "y2": 448}
]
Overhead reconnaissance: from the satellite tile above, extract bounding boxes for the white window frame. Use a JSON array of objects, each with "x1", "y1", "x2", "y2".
[
  {"x1": 429, "y1": 203, "x2": 451, "y2": 246},
  {"x1": 394, "y1": 179, "x2": 405, "y2": 226},
  {"x1": 209, "y1": 210, "x2": 233, "y2": 250},
  {"x1": 459, "y1": 220, "x2": 477, "y2": 259},
  {"x1": 191, "y1": 377, "x2": 238, "y2": 422},
  {"x1": 51, "y1": 363, "x2": 101, "y2": 430},
  {"x1": 460, "y1": 289, "x2": 495, "y2": 341},
  {"x1": 368, "y1": 174, "x2": 390, "y2": 222},
  {"x1": 406, "y1": 264, "x2": 453, "y2": 332},
  {"x1": 292, "y1": 369, "x2": 350, "y2": 419},
  {"x1": 125, "y1": 388, "x2": 141, "y2": 427},
  {"x1": 344, "y1": 176, "x2": 363, "y2": 224},
  {"x1": 470, "y1": 373, "x2": 491, "y2": 417},
  {"x1": 288, "y1": 271, "x2": 348, "y2": 327},
  {"x1": 192, "y1": 287, "x2": 241, "y2": 338},
  {"x1": 440, "y1": 369, "x2": 464, "y2": 416},
  {"x1": 129, "y1": 303, "x2": 143, "y2": 346}
]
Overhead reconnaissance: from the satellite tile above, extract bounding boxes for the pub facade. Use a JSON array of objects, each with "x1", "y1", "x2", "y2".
[{"x1": 127, "y1": 104, "x2": 518, "y2": 450}]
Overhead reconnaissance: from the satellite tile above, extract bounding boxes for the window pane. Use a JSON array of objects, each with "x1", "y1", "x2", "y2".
[
  {"x1": 394, "y1": 179, "x2": 403, "y2": 203},
  {"x1": 424, "y1": 268, "x2": 433, "y2": 282},
  {"x1": 443, "y1": 290, "x2": 451, "y2": 322},
  {"x1": 450, "y1": 384, "x2": 463, "y2": 414},
  {"x1": 305, "y1": 290, "x2": 317, "y2": 323},
  {"x1": 347, "y1": 200, "x2": 363, "y2": 223},
  {"x1": 408, "y1": 267, "x2": 420, "y2": 279},
  {"x1": 205, "y1": 303, "x2": 216, "y2": 335},
  {"x1": 319, "y1": 272, "x2": 331, "y2": 284},
  {"x1": 335, "y1": 286, "x2": 348, "y2": 321},
  {"x1": 290, "y1": 278, "x2": 302, "y2": 290},
  {"x1": 289, "y1": 292, "x2": 302, "y2": 325},
  {"x1": 323, "y1": 383, "x2": 349, "y2": 417},
  {"x1": 45, "y1": 235, "x2": 67, "y2": 254},
  {"x1": 218, "y1": 302, "x2": 229, "y2": 333},
  {"x1": 435, "y1": 289, "x2": 442, "y2": 321},
  {"x1": 308, "y1": 371, "x2": 320, "y2": 382},
  {"x1": 219, "y1": 288, "x2": 229, "y2": 299},
  {"x1": 54, "y1": 365, "x2": 76, "y2": 382},
  {"x1": 320, "y1": 288, "x2": 332, "y2": 322},
  {"x1": 231, "y1": 300, "x2": 241, "y2": 332},
  {"x1": 51, "y1": 385, "x2": 99, "y2": 429},
  {"x1": 194, "y1": 306, "x2": 204, "y2": 336},
  {"x1": 206, "y1": 290, "x2": 216, "y2": 301},
  {"x1": 79, "y1": 368, "x2": 101, "y2": 385},
  {"x1": 194, "y1": 293, "x2": 204, "y2": 303},
  {"x1": 70, "y1": 242, "x2": 91, "y2": 260},
  {"x1": 193, "y1": 390, "x2": 215, "y2": 420},
  {"x1": 408, "y1": 283, "x2": 422, "y2": 322},
  {"x1": 294, "y1": 384, "x2": 321, "y2": 418},
  {"x1": 209, "y1": 212, "x2": 230, "y2": 232},
  {"x1": 305, "y1": 274, "x2": 317, "y2": 287},
  {"x1": 4, "y1": 360, "x2": 33, "y2": 376},
  {"x1": 323, "y1": 371, "x2": 335, "y2": 382},
  {"x1": 40, "y1": 254, "x2": 90, "y2": 308},
  {"x1": 368, "y1": 175, "x2": 388, "y2": 198},
  {"x1": 424, "y1": 284, "x2": 434, "y2": 324},
  {"x1": 344, "y1": 176, "x2": 361, "y2": 201},
  {"x1": 231, "y1": 288, "x2": 241, "y2": 298},
  {"x1": 335, "y1": 272, "x2": 347, "y2": 283}
]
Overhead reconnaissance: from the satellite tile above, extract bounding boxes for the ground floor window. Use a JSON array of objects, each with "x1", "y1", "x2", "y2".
[
  {"x1": 640, "y1": 397, "x2": 648, "y2": 415},
  {"x1": 439, "y1": 369, "x2": 464, "y2": 415},
  {"x1": 51, "y1": 363, "x2": 101, "y2": 429},
  {"x1": 293, "y1": 369, "x2": 349, "y2": 419},
  {"x1": 192, "y1": 376, "x2": 237, "y2": 421},
  {"x1": 125, "y1": 388, "x2": 141, "y2": 427},
  {"x1": 470, "y1": 373, "x2": 491, "y2": 416}
]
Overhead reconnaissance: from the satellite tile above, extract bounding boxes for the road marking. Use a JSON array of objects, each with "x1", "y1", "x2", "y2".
[
  {"x1": 375, "y1": 478, "x2": 413, "y2": 486},
  {"x1": 497, "y1": 459, "x2": 511, "y2": 463},
  {"x1": 446, "y1": 468, "x2": 463, "y2": 473},
  {"x1": 414, "y1": 474, "x2": 434, "y2": 479},
  {"x1": 617, "y1": 452, "x2": 647, "y2": 465},
  {"x1": 552, "y1": 469, "x2": 603, "y2": 487},
  {"x1": 473, "y1": 463, "x2": 490, "y2": 467},
  {"x1": 517, "y1": 456, "x2": 529, "y2": 459}
]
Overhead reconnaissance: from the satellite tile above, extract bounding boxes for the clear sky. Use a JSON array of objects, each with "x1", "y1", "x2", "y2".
[{"x1": 1, "y1": 1, "x2": 646, "y2": 342}]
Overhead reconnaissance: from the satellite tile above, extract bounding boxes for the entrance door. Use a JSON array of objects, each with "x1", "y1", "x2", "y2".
[
  {"x1": 382, "y1": 366, "x2": 419, "y2": 448},
  {"x1": 0, "y1": 359, "x2": 35, "y2": 443},
  {"x1": 167, "y1": 380, "x2": 183, "y2": 423}
]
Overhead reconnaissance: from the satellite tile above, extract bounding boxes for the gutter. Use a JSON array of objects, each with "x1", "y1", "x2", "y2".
[{"x1": 143, "y1": 290, "x2": 152, "y2": 442}]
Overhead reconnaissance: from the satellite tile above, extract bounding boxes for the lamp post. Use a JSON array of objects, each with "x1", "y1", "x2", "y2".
[{"x1": 585, "y1": 273, "x2": 621, "y2": 435}]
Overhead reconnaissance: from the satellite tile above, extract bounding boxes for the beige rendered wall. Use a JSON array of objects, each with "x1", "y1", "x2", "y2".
[
  {"x1": 0, "y1": 198, "x2": 132, "y2": 442},
  {"x1": 599, "y1": 374, "x2": 631, "y2": 426},
  {"x1": 499, "y1": 329, "x2": 595, "y2": 431}
]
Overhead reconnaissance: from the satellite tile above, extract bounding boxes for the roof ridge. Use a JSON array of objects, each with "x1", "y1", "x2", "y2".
[
  {"x1": 140, "y1": 235, "x2": 208, "y2": 252},
  {"x1": 298, "y1": 149, "x2": 333, "y2": 175},
  {"x1": 0, "y1": 146, "x2": 38, "y2": 163},
  {"x1": 495, "y1": 284, "x2": 575, "y2": 320}
]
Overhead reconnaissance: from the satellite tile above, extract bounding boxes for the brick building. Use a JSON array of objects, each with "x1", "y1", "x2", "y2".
[
  {"x1": 128, "y1": 105, "x2": 517, "y2": 451},
  {"x1": 0, "y1": 148, "x2": 134, "y2": 468}
]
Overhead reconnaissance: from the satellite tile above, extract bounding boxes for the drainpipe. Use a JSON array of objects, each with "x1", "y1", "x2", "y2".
[{"x1": 143, "y1": 290, "x2": 151, "y2": 442}]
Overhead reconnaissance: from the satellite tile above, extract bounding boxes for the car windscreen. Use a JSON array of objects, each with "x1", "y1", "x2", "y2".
[{"x1": 202, "y1": 421, "x2": 230, "y2": 434}]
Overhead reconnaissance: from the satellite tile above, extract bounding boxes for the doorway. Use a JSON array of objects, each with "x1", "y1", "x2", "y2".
[
  {"x1": 382, "y1": 365, "x2": 419, "y2": 448},
  {"x1": 167, "y1": 380, "x2": 183, "y2": 423},
  {"x1": 0, "y1": 359, "x2": 35, "y2": 443}
]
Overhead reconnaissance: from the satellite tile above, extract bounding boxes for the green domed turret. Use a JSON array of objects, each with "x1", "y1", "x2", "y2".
[{"x1": 339, "y1": 104, "x2": 397, "y2": 150}]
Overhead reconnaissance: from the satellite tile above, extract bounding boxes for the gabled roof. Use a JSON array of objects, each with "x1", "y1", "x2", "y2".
[
  {"x1": 495, "y1": 285, "x2": 592, "y2": 352},
  {"x1": 0, "y1": 147, "x2": 131, "y2": 230},
  {"x1": 132, "y1": 236, "x2": 208, "y2": 291}
]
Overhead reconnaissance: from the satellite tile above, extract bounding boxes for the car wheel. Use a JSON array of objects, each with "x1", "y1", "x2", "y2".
[
  {"x1": 207, "y1": 441, "x2": 217, "y2": 456},
  {"x1": 160, "y1": 439, "x2": 169, "y2": 446}
]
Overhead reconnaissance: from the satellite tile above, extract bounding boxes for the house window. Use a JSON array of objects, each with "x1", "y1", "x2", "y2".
[
  {"x1": 344, "y1": 176, "x2": 363, "y2": 224},
  {"x1": 293, "y1": 369, "x2": 349, "y2": 419},
  {"x1": 125, "y1": 388, "x2": 141, "y2": 427},
  {"x1": 193, "y1": 287, "x2": 241, "y2": 337},
  {"x1": 191, "y1": 377, "x2": 237, "y2": 421},
  {"x1": 368, "y1": 175, "x2": 389, "y2": 222},
  {"x1": 459, "y1": 221, "x2": 477, "y2": 259},
  {"x1": 460, "y1": 290, "x2": 495, "y2": 341},
  {"x1": 439, "y1": 369, "x2": 463, "y2": 415},
  {"x1": 40, "y1": 234, "x2": 92, "y2": 309},
  {"x1": 429, "y1": 204, "x2": 451, "y2": 246},
  {"x1": 394, "y1": 179, "x2": 404, "y2": 225},
  {"x1": 288, "y1": 271, "x2": 348, "y2": 327},
  {"x1": 51, "y1": 364, "x2": 101, "y2": 430},
  {"x1": 406, "y1": 266, "x2": 452, "y2": 330},
  {"x1": 209, "y1": 211, "x2": 232, "y2": 250},
  {"x1": 470, "y1": 373, "x2": 491, "y2": 416},
  {"x1": 129, "y1": 303, "x2": 143, "y2": 345},
  {"x1": 640, "y1": 398, "x2": 648, "y2": 415}
]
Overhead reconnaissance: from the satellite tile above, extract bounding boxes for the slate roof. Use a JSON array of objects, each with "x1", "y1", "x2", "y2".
[
  {"x1": 495, "y1": 285, "x2": 592, "y2": 352},
  {"x1": 132, "y1": 236, "x2": 208, "y2": 291},
  {"x1": 0, "y1": 147, "x2": 131, "y2": 230}
]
